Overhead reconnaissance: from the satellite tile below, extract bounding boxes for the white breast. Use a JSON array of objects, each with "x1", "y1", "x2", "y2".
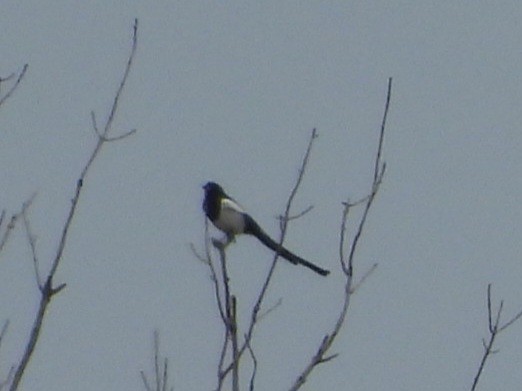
[{"x1": 215, "y1": 198, "x2": 246, "y2": 234}]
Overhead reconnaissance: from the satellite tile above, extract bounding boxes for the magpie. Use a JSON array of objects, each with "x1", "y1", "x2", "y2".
[{"x1": 202, "y1": 181, "x2": 330, "y2": 276}]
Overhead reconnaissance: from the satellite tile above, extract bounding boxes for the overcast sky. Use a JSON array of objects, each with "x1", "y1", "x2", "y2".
[{"x1": 1, "y1": 2, "x2": 522, "y2": 390}]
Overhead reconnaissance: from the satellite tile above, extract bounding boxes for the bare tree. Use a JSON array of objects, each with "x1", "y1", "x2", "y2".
[
  {"x1": 190, "y1": 79, "x2": 392, "y2": 390},
  {"x1": 0, "y1": 19, "x2": 139, "y2": 391}
]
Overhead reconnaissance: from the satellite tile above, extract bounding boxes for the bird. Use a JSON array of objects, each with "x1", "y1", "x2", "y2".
[{"x1": 202, "y1": 181, "x2": 329, "y2": 276}]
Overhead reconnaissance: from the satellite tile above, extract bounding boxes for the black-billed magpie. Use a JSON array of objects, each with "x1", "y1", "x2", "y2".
[{"x1": 202, "y1": 182, "x2": 330, "y2": 276}]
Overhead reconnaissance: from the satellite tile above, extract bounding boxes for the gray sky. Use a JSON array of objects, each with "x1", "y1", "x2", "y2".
[{"x1": 1, "y1": 2, "x2": 522, "y2": 390}]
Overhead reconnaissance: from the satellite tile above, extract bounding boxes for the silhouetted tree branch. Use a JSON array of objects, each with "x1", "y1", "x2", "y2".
[
  {"x1": 197, "y1": 79, "x2": 392, "y2": 390},
  {"x1": 140, "y1": 331, "x2": 174, "y2": 391},
  {"x1": 202, "y1": 128, "x2": 318, "y2": 391},
  {"x1": 0, "y1": 64, "x2": 28, "y2": 110},
  {"x1": 289, "y1": 77, "x2": 391, "y2": 390},
  {"x1": 7, "y1": 19, "x2": 138, "y2": 391},
  {"x1": 471, "y1": 283, "x2": 522, "y2": 390},
  {"x1": 0, "y1": 195, "x2": 34, "y2": 257}
]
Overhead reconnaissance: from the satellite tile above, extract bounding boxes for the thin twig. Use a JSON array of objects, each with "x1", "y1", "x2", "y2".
[
  {"x1": 0, "y1": 195, "x2": 35, "y2": 256},
  {"x1": 140, "y1": 371, "x2": 152, "y2": 391},
  {"x1": 231, "y1": 296, "x2": 239, "y2": 391},
  {"x1": 189, "y1": 242, "x2": 209, "y2": 264},
  {"x1": 350, "y1": 263, "x2": 378, "y2": 294},
  {"x1": 154, "y1": 331, "x2": 160, "y2": 391},
  {"x1": 140, "y1": 330, "x2": 173, "y2": 391},
  {"x1": 0, "y1": 72, "x2": 15, "y2": 84},
  {"x1": 0, "y1": 321, "x2": 8, "y2": 352},
  {"x1": 282, "y1": 205, "x2": 314, "y2": 222},
  {"x1": 471, "y1": 284, "x2": 522, "y2": 391},
  {"x1": 498, "y1": 308, "x2": 522, "y2": 332},
  {"x1": 0, "y1": 64, "x2": 28, "y2": 109},
  {"x1": 21, "y1": 203, "x2": 43, "y2": 291},
  {"x1": 257, "y1": 298, "x2": 283, "y2": 321},
  {"x1": 91, "y1": 110, "x2": 137, "y2": 141},
  {"x1": 338, "y1": 201, "x2": 351, "y2": 275},
  {"x1": 245, "y1": 335, "x2": 258, "y2": 391},
  {"x1": 216, "y1": 329, "x2": 229, "y2": 390},
  {"x1": 374, "y1": 77, "x2": 392, "y2": 183}
]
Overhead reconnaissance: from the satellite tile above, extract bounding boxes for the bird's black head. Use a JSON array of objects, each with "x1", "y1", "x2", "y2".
[
  {"x1": 202, "y1": 182, "x2": 225, "y2": 218},
  {"x1": 203, "y1": 181, "x2": 224, "y2": 194}
]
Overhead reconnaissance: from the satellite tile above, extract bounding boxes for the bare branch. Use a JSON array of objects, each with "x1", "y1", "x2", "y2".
[
  {"x1": 154, "y1": 331, "x2": 160, "y2": 391},
  {"x1": 471, "y1": 284, "x2": 522, "y2": 390},
  {"x1": 213, "y1": 242, "x2": 240, "y2": 391},
  {"x1": 374, "y1": 78, "x2": 392, "y2": 182},
  {"x1": 0, "y1": 72, "x2": 15, "y2": 84},
  {"x1": 290, "y1": 78, "x2": 392, "y2": 390},
  {"x1": 245, "y1": 335, "x2": 258, "y2": 391},
  {"x1": 0, "y1": 64, "x2": 28, "y2": 109},
  {"x1": 140, "y1": 371, "x2": 153, "y2": 391},
  {"x1": 487, "y1": 284, "x2": 493, "y2": 333},
  {"x1": 21, "y1": 203, "x2": 44, "y2": 291},
  {"x1": 498, "y1": 308, "x2": 522, "y2": 332},
  {"x1": 345, "y1": 164, "x2": 385, "y2": 274},
  {"x1": 216, "y1": 329, "x2": 229, "y2": 391},
  {"x1": 189, "y1": 242, "x2": 209, "y2": 264},
  {"x1": 257, "y1": 298, "x2": 282, "y2": 321},
  {"x1": 280, "y1": 205, "x2": 314, "y2": 222},
  {"x1": 215, "y1": 128, "x2": 319, "y2": 388},
  {"x1": 0, "y1": 320, "x2": 9, "y2": 353},
  {"x1": 0, "y1": 195, "x2": 35, "y2": 256},
  {"x1": 8, "y1": 20, "x2": 138, "y2": 391},
  {"x1": 140, "y1": 331, "x2": 173, "y2": 391},
  {"x1": 238, "y1": 128, "x2": 318, "y2": 371},
  {"x1": 318, "y1": 353, "x2": 339, "y2": 364},
  {"x1": 91, "y1": 110, "x2": 137, "y2": 142},
  {"x1": 231, "y1": 296, "x2": 239, "y2": 391},
  {"x1": 350, "y1": 263, "x2": 378, "y2": 294},
  {"x1": 97, "y1": 18, "x2": 138, "y2": 139},
  {"x1": 0, "y1": 322, "x2": 17, "y2": 390}
]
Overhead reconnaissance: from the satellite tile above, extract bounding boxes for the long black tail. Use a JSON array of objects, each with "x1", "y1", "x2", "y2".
[{"x1": 244, "y1": 214, "x2": 329, "y2": 276}]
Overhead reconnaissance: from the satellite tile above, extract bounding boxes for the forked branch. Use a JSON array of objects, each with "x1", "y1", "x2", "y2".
[
  {"x1": 289, "y1": 77, "x2": 392, "y2": 390},
  {"x1": 8, "y1": 19, "x2": 138, "y2": 391},
  {"x1": 471, "y1": 284, "x2": 522, "y2": 391},
  {"x1": 204, "y1": 128, "x2": 319, "y2": 390},
  {"x1": 140, "y1": 331, "x2": 174, "y2": 391}
]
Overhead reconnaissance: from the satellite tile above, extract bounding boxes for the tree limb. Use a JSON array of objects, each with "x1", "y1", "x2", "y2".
[
  {"x1": 8, "y1": 19, "x2": 138, "y2": 391},
  {"x1": 289, "y1": 77, "x2": 392, "y2": 390}
]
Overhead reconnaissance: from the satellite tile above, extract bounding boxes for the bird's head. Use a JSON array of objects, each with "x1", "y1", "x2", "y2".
[{"x1": 203, "y1": 181, "x2": 224, "y2": 196}]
